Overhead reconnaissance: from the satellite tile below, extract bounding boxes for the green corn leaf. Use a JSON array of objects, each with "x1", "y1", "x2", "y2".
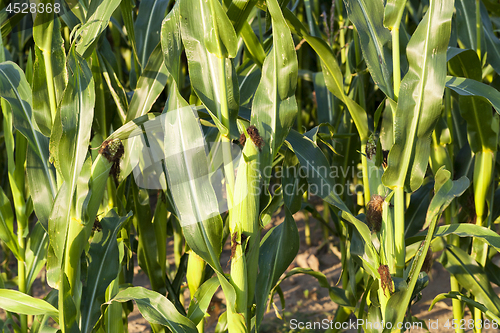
[
  {"x1": 133, "y1": 182, "x2": 167, "y2": 295},
  {"x1": 440, "y1": 245, "x2": 500, "y2": 317},
  {"x1": 161, "y1": 2, "x2": 183, "y2": 85},
  {"x1": 255, "y1": 207, "x2": 299, "y2": 329},
  {"x1": 0, "y1": 187, "x2": 19, "y2": 259},
  {"x1": 25, "y1": 222, "x2": 49, "y2": 291},
  {"x1": 162, "y1": 104, "x2": 241, "y2": 326},
  {"x1": 285, "y1": 129, "x2": 380, "y2": 277},
  {"x1": 163, "y1": 105, "x2": 223, "y2": 270},
  {"x1": 430, "y1": 292, "x2": 500, "y2": 323},
  {"x1": 240, "y1": 22, "x2": 265, "y2": 68},
  {"x1": 226, "y1": 0, "x2": 259, "y2": 35},
  {"x1": 48, "y1": 47, "x2": 95, "y2": 270},
  {"x1": 120, "y1": 0, "x2": 140, "y2": 67},
  {"x1": 75, "y1": 0, "x2": 122, "y2": 58},
  {"x1": 446, "y1": 76, "x2": 500, "y2": 116},
  {"x1": 109, "y1": 287, "x2": 197, "y2": 332},
  {"x1": 0, "y1": 289, "x2": 58, "y2": 317},
  {"x1": 134, "y1": 0, "x2": 170, "y2": 69},
  {"x1": 283, "y1": 9, "x2": 369, "y2": 142},
  {"x1": 49, "y1": 47, "x2": 94, "y2": 186},
  {"x1": 60, "y1": 272, "x2": 80, "y2": 333},
  {"x1": 382, "y1": 0, "x2": 453, "y2": 192},
  {"x1": 282, "y1": 149, "x2": 307, "y2": 214},
  {"x1": 407, "y1": 224, "x2": 500, "y2": 253},
  {"x1": 386, "y1": 168, "x2": 469, "y2": 328},
  {"x1": 448, "y1": 49, "x2": 499, "y2": 152},
  {"x1": 251, "y1": 0, "x2": 298, "y2": 184},
  {"x1": 187, "y1": 277, "x2": 220, "y2": 326},
  {"x1": 80, "y1": 210, "x2": 132, "y2": 333},
  {"x1": 180, "y1": 0, "x2": 239, "y2": 134},
  {"x1": 344, "y1": 0, "x2": 393, "y2": 98},
  {"x1": 0, "y1": 61, "x2": 56, "y2": 228},
  {"x1": 32, "y1": 13, "x2": 67, "y2": 135},
  {"x1": 404, "y1": 180, "x2": 432, "y2": 238},
  {"x1": 182, "y1": 0, "x2": 237, "y2": 59},
  {"x1": 455, "y1": 0, "x2": 483, "y2": 55},
  {"x1": 120, "y1": 44, "x2": 169, "y2": 180},
  {"x1": 276, "y1": 267, "x2": 353, "y2": 308},
  {"x1": 125, "y1": 43, "x2": 168, "y2": 123},
  {"x1": 480, "y1": 3, "x2": 500, "y2": 75}
]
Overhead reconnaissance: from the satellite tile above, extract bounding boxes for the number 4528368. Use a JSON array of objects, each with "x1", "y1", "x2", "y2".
[
  {"x1": 6, "y1": 2, "x2": 61, "y2": 14},
  {"x1": 443, "y1": 319, "x2": 498, "y2": 330}
]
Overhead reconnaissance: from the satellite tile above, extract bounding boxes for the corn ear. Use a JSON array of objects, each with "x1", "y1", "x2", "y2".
[{"x1": 228, "y1": 125, "x2": 261, "y2": 329}]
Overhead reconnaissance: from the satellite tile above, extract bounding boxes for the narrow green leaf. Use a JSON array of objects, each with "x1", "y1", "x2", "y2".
[
  {"x1": 480, "y1": 4, "x2": 500, "y2": 75},
  {"x1": 25, "y1": 222, "x2": 49, "y2": 291},
  {"x1": 446, "y1": 76, "x2": 500, "y2": 116},
  {"x1": 125, "y1": 43, "x2": 168, "y2": 123},
  {"x1": 255, "y1": 207, "x2": 299, "y2": 329},
  {"x1": 0, "y1": 187, "x2": 18, "y2": 258},
  {"x1": 448, "y1": 49, "x2": 499, "y2": 152},
  {"x1": 455, "y1": 0, "x2": 481, "y2": 54},
  {"x1": 441, "y1": 245, "x2": 500, "y2": 317},
  {"x1": 285, "y1": 129, "x2": 380, "y2": 277},
  {"x1": 81, "y1": 211, "x2": 132, "y2": 333},
  {"x1": 408, "y1": 224, "x2": 500, "y2": 253},
  {"x1": 430, "y1": 292, "x2": 500, "y2": 323},
  {"x1": 180, "y1": 0, "x2": 239, "y2": 134},
  {"x1": 387, "y1": 168, "x2": 469, "y2": 328},
  {"x1": 32, "y1": 14, "x2": 67, "y2": 135},
  {"x1": 0, "y1": 61, "x2": 56, "y2": 228},
  {"x1": 161, "y1": 2, "x2": 183, "y2": 84},
  {"x1": 75, "y1": 0, "x2": 122, "y2": 58},
  {"x1": 120, "y1": 0, "x2": 140, "y2": 67},
  {"x1": 251, "y1": 0, "x2": 298, "y2": 184},
  {"x1": 187, "y1": 277, "x2": 220, "y2": 326},
  {"x1": 134, "y1": 0, "x2": 170, "y2": 69},
  {"x1": 163, "y1": 106, "x2": 223, "y2": 269},
  {"x1": 0, "y1": 289, "x2": 58, "y2": 317},
  {"x1": 383, "y1": 0, "x2": 406, "y2": 29},
  {"x1": 109, "y1": 287, "x2": 198, "y2": 332},
  {"x1": 344, "y1": 0, "x2": 393, "y2": 98},
  {"x1": 283, "y1": 9, "x2": 369, "y2": 142}
]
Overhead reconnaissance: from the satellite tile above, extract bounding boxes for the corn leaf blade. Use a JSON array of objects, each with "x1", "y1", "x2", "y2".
[
  {"x1": 0, "y1": 289, "x2": 58, "y2": 317},
  {"x1": 344, "y1": 0, "x2": 393, "y2": 98},
  {"x1": 382, "y1": 0, "x2": 453, "y2": 192},
  {"x1": 109, "y1": 287, "x2": 197, "y2": 332}
]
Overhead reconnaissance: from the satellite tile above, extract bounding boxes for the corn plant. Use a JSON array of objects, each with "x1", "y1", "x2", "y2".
[{"x1": 2, "y1": 0, "x2": 500, "y2": 333}]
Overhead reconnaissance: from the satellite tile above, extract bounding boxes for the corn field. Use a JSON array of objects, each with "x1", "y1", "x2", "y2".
[{"x1": 2, "y1": 0, "x2": 500, "y2": 332}]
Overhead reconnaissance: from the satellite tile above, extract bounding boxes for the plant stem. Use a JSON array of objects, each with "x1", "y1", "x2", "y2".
[
  {"x1": 446, "y1": 206, "x2": 465, "y2": 333},
  {"x1": 394, "y1": 187, "x2": 405, "y2": 277},
  {"x1": 337, "y1": 0, "x2": 346, "y2": 65},
  {"x1": 17, "y1": 225, "x2": 27, "y2": 333}
]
